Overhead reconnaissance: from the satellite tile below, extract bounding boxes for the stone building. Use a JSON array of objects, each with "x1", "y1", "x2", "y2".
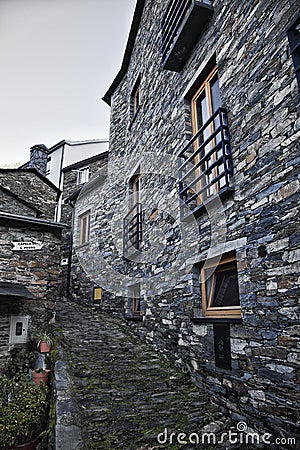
[
  {"x1": 20, "y1": 139, "x2": 109, "y2": 220},
  {"x1": 70, "y1": 0, "x2": 300, "y2": 439},
  {"x1": 0, "y1": 168, "x2": 64, "y2": 370},
  {"x1": 60, "y1": 150, "x2": 109, "y2": 299},
  {"x1": 19, "y1": 139, "x2": 109, "y2": 298}
]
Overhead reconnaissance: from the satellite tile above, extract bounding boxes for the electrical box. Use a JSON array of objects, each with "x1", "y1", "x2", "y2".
[{"x1": 9, "y1": 316, "x2": 30, "y2": 346}]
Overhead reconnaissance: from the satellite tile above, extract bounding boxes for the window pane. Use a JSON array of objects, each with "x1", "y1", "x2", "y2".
[
  {"x1": 133, "y1": 175, "x2": 140, "y2": 204},
  {"x1": 205, "y1": 275, "x2": 213, "y2": 305},
  {"x1": 132, "y1": 297, "x2": 140, "y2": 313},
  {"x1": 195, "y1": 93, "x2": 210, "y2": 146},
  {"x1": 77, "y1": 168, "x2": 90, "y2": 185},
  {"x1": 210, "y1": 75, "x2": 221, "y2": 113},
  {"x1": 82, "y1": 217, "x2": 87, "y2": 242},
  {"x1": 80, "y1": 213, "x2": 90, "y2": 245},
  {"x1": 131, "y1": 285, "x2": 141, "y2": 314},
  {"x1": 211, "y1": 268, "x2": 239, "y2": 307}
]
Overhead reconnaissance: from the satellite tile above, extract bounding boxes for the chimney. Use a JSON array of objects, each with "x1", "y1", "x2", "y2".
[{"x1": 29, "y1": 144, "x2": 49, "y2": 176}]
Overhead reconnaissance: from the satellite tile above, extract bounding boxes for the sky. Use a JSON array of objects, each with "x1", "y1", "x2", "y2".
[{"x1": 0, "y1": 0, "x2": 136, "y2": 166}]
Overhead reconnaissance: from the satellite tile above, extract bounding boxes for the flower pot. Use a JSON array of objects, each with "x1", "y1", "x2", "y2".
[
  {"x1": 38, "y1": 341, "x2": 51, "y2": 353},
  {"x1": 32, "y1": 369, "x2": 50, "y2": 385},
  {"x1": 12, "y1": 435, "x2": 41, "y2": 450}
]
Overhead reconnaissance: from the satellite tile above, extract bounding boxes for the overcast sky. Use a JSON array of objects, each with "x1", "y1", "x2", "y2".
[{"x1": 0, "y1": 0, "x2": 136, "y2": 166}]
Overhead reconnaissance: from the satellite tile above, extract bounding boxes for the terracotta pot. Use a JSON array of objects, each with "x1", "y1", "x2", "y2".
[
  {"x1": 12, "y1": 435, "x2": 41, "y2": 450},
  {"x1": 32, "y1": 369, "x2": 50, "y2": 385},
  {"x1": 38, "y1": 341, "x2": 51, "y2": 353}
]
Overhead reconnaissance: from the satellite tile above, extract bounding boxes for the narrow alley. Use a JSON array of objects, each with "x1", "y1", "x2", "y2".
[{"x1": 55, "y1": 299, "x2": 232, "y2": 450}]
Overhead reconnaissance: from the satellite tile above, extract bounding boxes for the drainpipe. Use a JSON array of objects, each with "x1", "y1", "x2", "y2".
[{"x1": 66, "y1": 200, "x2": 75, "y2": 298}]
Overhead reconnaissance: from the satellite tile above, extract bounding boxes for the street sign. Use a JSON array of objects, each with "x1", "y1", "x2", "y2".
[{"x1": 12, "y1": 241, "x2": 43, "y2": 251}]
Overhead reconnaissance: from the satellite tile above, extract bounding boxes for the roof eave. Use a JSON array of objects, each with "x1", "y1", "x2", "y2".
[
  {"x1": 102, "y1": 0, "x2": 146, "y2": 106},
  {"x1": 0, "y1": 212, "x2": 67, "y2": 230}
]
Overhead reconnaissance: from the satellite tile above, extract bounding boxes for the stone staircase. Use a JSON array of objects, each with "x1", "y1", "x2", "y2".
[{"x1": 54, "y1": 300, "x2": 240, "y2": 449}]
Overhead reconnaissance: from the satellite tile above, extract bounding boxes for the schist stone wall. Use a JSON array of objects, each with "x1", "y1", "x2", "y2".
[
  {"x1": 60, "y1": 153, "x2": 108, "y2": 299},
  {"x1": 61, "y1": 153, "x2": 109, "y2": 224},
  {"x1": 0, "y1": 169, "x2": 59, "y2": 218},
  {"x1": 72, "y1": 0, "x2": 299, "y2": 440},
  {"x1": 0, "y1": 224, "x2": 63, "y2": 309},
  {"x1": 0, "y1": 223, "x2": 63, "y2": 369},
  {"x1": 0, "y1": 188, "x2": 38, "y2": 217},
  {"x1": 0, "y1": 170, "x2": 63, "y2": 370}
]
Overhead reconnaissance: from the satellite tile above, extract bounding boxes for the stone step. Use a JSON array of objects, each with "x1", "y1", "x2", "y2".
[{"x1": 55, "y1": 299, "x2": 230, "y2": 449}]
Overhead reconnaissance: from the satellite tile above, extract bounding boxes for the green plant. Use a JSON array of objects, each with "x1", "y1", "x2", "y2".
[
  {"x1": 0, "y1": 374, "x2": 48, "y2": 448},
  {"x1": 35, "y1": 331, "x2": 53, "y2": 348},
  {"x1": 33, "y1": 368, "x2": 47, "y2": 374},
  {"x1": 5, "y1": 348, "x2": 36, "y2": 379}
]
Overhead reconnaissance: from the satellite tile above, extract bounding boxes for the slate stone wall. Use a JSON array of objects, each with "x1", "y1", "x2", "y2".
[
  {"x1": 0, "y1": 189, "x2": 38, "y2": 217},
  {"x1": 61, "y1": 153, "x2": 108, "y2": 225},
  {"x1": 0, "y1": 169, "x2": 63, "y2": 371},
  {"x1": 0, "y1": 224, "x2": 63, "y2": 369},
  {"x1": 72, "y1": 0, "x2": 299, "y2": 440},
  {"x1": 60, "y1": 154, "x2": 108, "y2": 299},
  {"x1": 0, "y1": 170, "x2": 59, "y2": 218}
]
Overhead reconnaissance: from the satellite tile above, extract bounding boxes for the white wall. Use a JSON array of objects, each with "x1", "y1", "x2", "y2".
[
  {"x1": 47, "y1": 140, "x2": 109, "y2": 189},
  {"x1": 63, "y1": 141, "x2": 109, "y2": 169},
  {"x1": 47, "y1": 146, "x2": 64, "y2": 188}
]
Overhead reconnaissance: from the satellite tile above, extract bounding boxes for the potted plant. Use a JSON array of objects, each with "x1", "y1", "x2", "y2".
[
  {"x1": 31, "y1": 368, "x2": 51, "y2": 386},
  {"x1": 0, "y1": 375, "x2": 47, "y2": 450},
  {"x1": 35, "y1": 331, "x2": 53, "y2": 353}
]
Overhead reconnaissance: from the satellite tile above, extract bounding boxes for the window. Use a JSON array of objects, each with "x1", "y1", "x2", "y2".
[
  {"x1": 79, "y1": 211, "x2": 90, "y2": 245},
  {"x1": 77, "y1": 166, "x2": 90, "y2": 185},
  {"x1": 201, "y1": 253, "x2": 241, "y2": 318},
  {"x1": 287, "y1": 14, "x2": 300, "y2": 89},
  {"x1": 123, "y1": 170, "x2": 142, "y2": 257},
  {"x1": 130, "y1": 284, "x2": 141, "y2": 316},
  {"x1": 130, "y1": 173, "x2": 140, "y2": 206},
  {"x1": 124, "y1": 284, "x2": 142, "y2": 319},
  {"x1": 178, "y1": 64, "x2": 233, "y2": 219},
  {"x1": 130, "y1": 77, "x2": 141, "y2": 120},
  {"x1": 192, "y1": 67, "x2": 223, "y2": 202}
]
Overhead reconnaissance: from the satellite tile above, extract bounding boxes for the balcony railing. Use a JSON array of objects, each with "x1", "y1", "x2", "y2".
[
  {"x1": 178, "y1": 108, "x2": 234, "y2": 220},
  {"x1": 162, "y1": 0, "x2": 214, "y2": 71},
  {"x1": 123, "y1": 203, "x2": 142, "y2": 258}
]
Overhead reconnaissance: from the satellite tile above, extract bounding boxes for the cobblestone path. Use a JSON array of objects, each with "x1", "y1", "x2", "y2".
[{"x1": 55, "y1": 300, "x2": 231, "y2": 450}]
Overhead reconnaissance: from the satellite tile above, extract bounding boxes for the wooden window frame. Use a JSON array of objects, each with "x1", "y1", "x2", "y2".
[
  {"x1": 79, "y1": 210, "x2": 90, "y2": 246},
  {"x1": 191, "y1": 66, "x2": 220, "y2": 205},
  {"x1": 201, "y1": 253, "x2": 241, "y2": 318}
]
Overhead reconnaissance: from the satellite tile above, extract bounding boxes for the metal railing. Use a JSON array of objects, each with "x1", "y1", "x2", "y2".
[
  {"x1": 162, "y1": 0, "x2": 192, "y2": 63},
  {"x1": 178, "y1": 108, "x2": 233, "y2": 218},
  {"x1": 123, "y1": 203, "x2": 142, "y2": 258}
]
